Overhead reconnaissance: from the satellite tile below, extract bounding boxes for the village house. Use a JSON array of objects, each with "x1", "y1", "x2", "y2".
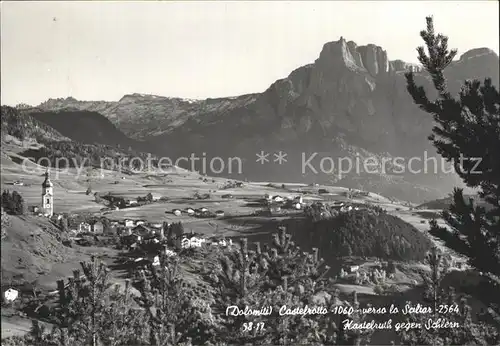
[
  {"x1": 152, "y1": 255, "x2": 160, "y2": 266},
  {"x1": 272, "y1": 196, "x2": 284, "y2": 203},
  {"x1": 133, "y1": 224, "x2": 154, "y2": 237},
  {"x1": 268, "y1": 204, "x2": 281, "y2": 215},
  {"x1": 186, "y1": 208, "x2": 195, "y2": 216},
  {"x1": 331, "y1": 202, "x2": 345, "y2": 210},
  {"x1": 124, "y1": 219, "x2": 135, "y2": 228},
  {"x1": 350, "y1": 265, "x2": 360, "y2": 273},
  {"x1": 135, "y1": 220, "x2": 146, "y2": 226},
  {"x1": 181, "y1": 236, "x2": 207, "y2": 249},
  {"x1": 154, "y1": 228, "x2": 164, "y2": 238},
  {"x1": 340, "y1": 205, "x2": 353, "y2": 213},
  {"x1": 3, "y1": 288, "x2": 19, "y2": 303},
  {"x1": 215, "y1": 210, "x2": 225, "y2": 217},
  {"x1": 124, "y1": 199, "x2": 138, "y2": 207},
  {"x1": 172, "y1": 209, "x2": 182, "y2": 216},
  {"x1": 122, "y1": 233, "x2": 142, "y2": 250},
  {"x1": 51, "y1": 214, "x2": 63, "y2": 222},
  {"x1": 92, "y1": 221, "x2": 104, "y2": 234},
  {"x1": 150, "y1": 193, "x2": 162, "y2": 201},
  {"x1": 78, "y1": 222, "x2": 91, "y2": 233},
  {"x1": 200, "y1": 207, "x2": 208, "y2": 213}
]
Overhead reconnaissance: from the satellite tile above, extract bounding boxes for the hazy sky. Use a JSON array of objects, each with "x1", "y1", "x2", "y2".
[{"x1": 1, "y1": 1, "x2": 499, "y2": 106}]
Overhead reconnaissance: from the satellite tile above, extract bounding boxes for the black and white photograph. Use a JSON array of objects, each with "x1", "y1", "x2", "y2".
[{"x1": 1, "y1": 1, "x2": 499, "y2": 345}]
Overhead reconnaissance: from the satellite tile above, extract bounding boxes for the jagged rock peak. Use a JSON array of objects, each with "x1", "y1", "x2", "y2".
[
  {"x1": 390, "y1": 59, "x2": 422, "y2": 73},
  {"x1": 317, "y1": 38, "x2": 390, "y2": 76},
  {"x1": 459, "y1": 47, "x2": 498, "y2": 61},
  {"x1": 118, "y1": 93, "x2": 201, "y2": 104},
  {"x1": 356, "y1": 44, "x2": 390, "y2": 76}
]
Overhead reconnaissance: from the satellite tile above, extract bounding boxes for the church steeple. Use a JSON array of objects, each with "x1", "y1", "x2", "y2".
[
  {"x1": 42, "y1": 169, "x2": 54, "y2": 216},
  {"x1": 42, "y1": 170, "x2": 53, "y2": 188}
]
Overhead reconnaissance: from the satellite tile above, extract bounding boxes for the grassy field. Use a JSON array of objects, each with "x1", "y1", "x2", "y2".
[{"x1": 1, "y1": 142, "x2": 465, "y2": 263}]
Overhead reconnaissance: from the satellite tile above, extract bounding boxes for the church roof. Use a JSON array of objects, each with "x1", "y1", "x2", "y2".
[{"x1": 42, "y1": 171, "x2": 53, "y2": 188}]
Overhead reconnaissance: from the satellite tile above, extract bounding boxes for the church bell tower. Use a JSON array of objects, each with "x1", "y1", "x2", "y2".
[{"x1": 42, "y1": 170, "x2": 54, "y2": 216}]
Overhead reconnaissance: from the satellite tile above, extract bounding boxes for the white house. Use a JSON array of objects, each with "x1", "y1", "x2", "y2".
[
  {"x1": 4, "y1": 288, "x2": 19, "y2": 302},
  {"x1": 181, "y1": 238, "x2": 192, "y2": 249},
  {"x1": 350, "y1": 265, "x2": 360, "y2": 273},
  {"x1": 124, "y1": 220, "x2": 134, "y2": 228},
  {"x1": 269, "y1": 205, "x2": 281, "y2": 214},
  {"x1": 135, "y1": 220, "x2": 146, "y2": 226},
  {"x1": 294, "y1": 203, "x2": 302, "y2": 210},
  {"x1": 150, "y1": 193, "x2": 162, "y2": 201},
  {"x1": 164, "y1": 249, "x2": 177, "y2": 257},
  {"x1": 200, "y1": 207, "x2": 208, "y2": 212},
  {"x1": 219, "y1": 239, "x2": 233, "y2": 247},
  {"x1": 340, "y1": 205, "x2": 353, "y2": 213},
  {"x1": 273, "y1": 196, "x2": 284, "y2": 203},
  {"x1": 181, "y1": 236, "x2": 206, "y2": 249},
  {"x1": 152, "y1": 255, "x2": 160, "y2": 266},
  {"x1": 79, "y1": 222, "x2": 91, "y2": 233},
  {"x1": 172, "y1": 209, "x2": 182, "y2": 216},
  {"x1": 186, "y1": 208, "x2": 195, "y2": 216}
]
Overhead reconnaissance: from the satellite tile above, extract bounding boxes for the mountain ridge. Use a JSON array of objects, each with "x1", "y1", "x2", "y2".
[
  {"x1": 32, "y1": 39, "x2": 498, "y2": 144},
  {"x1": 25, "y1": 38, "x2": 500, "y2": 202}
]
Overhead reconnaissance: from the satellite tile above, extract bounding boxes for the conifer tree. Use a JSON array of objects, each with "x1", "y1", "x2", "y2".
[
  {"x1": 405, "y1": 16, "x2": 500, "y2": 280},
  {"x1": 1, "y1": 190, "x2": 26, "y2": 215},
  {"x1": 50, "y1": 256, "x2": 115, "y2": 346},
  {"x1": 101, "y1": 279, "x2": 148, "y2": 345},
  {"x1": 203, "y1": 226, "x2": 372, "y2": 345},
  {"x1": 134, "y1": 254, "x2": 215, "y2": 345},
  {"x1": 398, "y1": 247, "x2": 499, "y2": 345}
]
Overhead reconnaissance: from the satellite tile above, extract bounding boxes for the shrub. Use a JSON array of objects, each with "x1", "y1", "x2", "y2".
[{"x1": 1, "y1": 190, "x2": 26, "y2": 215}]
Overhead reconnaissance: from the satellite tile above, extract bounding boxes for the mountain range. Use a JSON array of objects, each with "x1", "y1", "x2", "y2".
[{"x1": 18, "y1": 38, "x2": 500, "y2": 203}]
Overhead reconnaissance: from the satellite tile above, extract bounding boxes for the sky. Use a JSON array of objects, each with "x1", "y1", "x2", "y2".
[{"x1": 1, "y1": 1, "x2": 499, "y2": 106}]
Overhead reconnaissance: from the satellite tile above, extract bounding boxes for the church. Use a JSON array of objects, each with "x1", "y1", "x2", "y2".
[{"x1": 42, "y1": 170, "x2": 54, "y2": 217}]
